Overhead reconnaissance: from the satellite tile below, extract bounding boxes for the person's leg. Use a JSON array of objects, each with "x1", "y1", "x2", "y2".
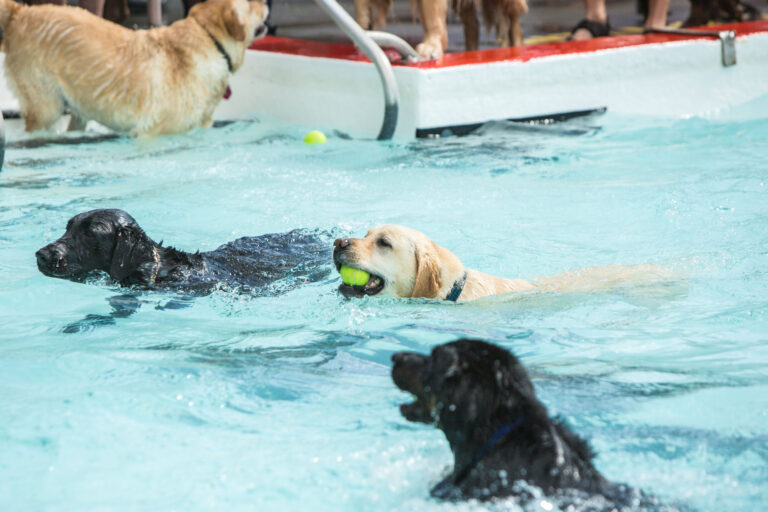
[
  {"x1": 644, "y1": 0, "x2": 669, "y2": 30},
  {"x1": 79, "y1": 0, "x2": 105, "y2": 16},
  {"x1": 147, "y1": 0, "x2": 162, "y2": 26},
  {"x1": 102, "y1": 0, "x2": 131, "y2": 24},
  {"x1": 571, "y1": 0, "x2": 608, "y2": 40}
]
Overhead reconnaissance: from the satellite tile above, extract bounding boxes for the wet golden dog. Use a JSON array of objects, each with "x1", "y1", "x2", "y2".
[
  {"x1": 354, "y1": 0, "x2": 527, "y2": 59},
  {"x1": 333, "y1": 225, "x2": 672, "y2": 302},
  {"x1": 0, "y1": 0, "x2": 268, "y2": 135}
]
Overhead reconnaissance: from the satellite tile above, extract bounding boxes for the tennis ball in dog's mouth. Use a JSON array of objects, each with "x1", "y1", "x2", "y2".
[
  {"x1": 339, "y1": 265, "x2": 370, "y2": 286},
  {"x1": 304, "y1": 130, "x2": 327, "y2": 145}
]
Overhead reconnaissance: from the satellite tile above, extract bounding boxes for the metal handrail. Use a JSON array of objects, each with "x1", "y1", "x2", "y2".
[
  {"x1": 312, "y1": 0, "x2": 399, "y2": 139},
  {"x1": 0, "y1": 111, "x2": 5, "y2": 171}
]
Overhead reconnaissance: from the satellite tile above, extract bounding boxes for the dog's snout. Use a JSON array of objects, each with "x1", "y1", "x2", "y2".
[
  {"x1": 334, "y1": 238, "x2": 350, "y2": 250},
  {"x1": 36, "y1": 247, "x2": 52, "y2": 265},
  {"x1": 37, "y1": 244, "x2": 61, "y2": 262},
  {"x1": 392, "y1": 352, "x2": 427, "y2": 392},
  {"x1": 392, "y1": 352, "x2": 427, "y2": 368},
  {"x1": 36, "y1": 244, "x2": 66, "y2": 272}
]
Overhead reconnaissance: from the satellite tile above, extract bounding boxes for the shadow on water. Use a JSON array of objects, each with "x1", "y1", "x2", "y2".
[
  {"x1": 614, "y1": 423, "x2": 768, "y2": 464},
  {"x1": 7, "y1": 133, "x2": 122, "y2": 149},
  {"x1": 0, "y1": 119, "x2": 260, "y2": 179},
  {"x1": 180, "y1": 332, "x2": 363, "y2": 369},
  {"x1": 0, "y1": 171, "x2": 126, "y2": 189},
  {"x1": 536, "y1": 366, "x2": 768, "y2": 408},
  {"x1": 390, "y1": 117, "x2": 603, "y2": 172},
  {"x1": 61, "y1": 294, "x2": 195, "y2": 333},
  {"x1": 3, "y1": 119, "x2": 240, "y2": 150}
]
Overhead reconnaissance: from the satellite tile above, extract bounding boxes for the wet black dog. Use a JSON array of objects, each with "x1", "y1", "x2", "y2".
[
  {"x1": 392, "y1": 339, "x2": 682, "y2": 509},
  {"x1": 36, "y1": 209, "x2": 331, "y2": 294}
]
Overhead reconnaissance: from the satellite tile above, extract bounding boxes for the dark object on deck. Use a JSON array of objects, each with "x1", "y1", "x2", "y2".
[
  {"x1": 392, "y1": 339, "x2": 690, "y2": 510},
  {"x1": 104, "y1": 0, "x2": 131, "y2": 25},
  {"x1": 36, "y1": 209, "x2": 331, "y2": 294},
  {"x1": 684, "y1": 0, "x2": 761, "y2": 26},
  {"x1": 568, "y1": 18, "x2": 611, "y2": 39}
]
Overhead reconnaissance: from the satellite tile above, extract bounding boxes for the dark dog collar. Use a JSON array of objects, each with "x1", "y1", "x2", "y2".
[
  {"x1": 202, "y1": 26, "x2": 233, "y2": 73},
  {"x1": 444, "y1": 272, "x2": 467, "y2": 302},
  {"x1": 453, "y1": 416, "x2": 527, "y2": 485}
]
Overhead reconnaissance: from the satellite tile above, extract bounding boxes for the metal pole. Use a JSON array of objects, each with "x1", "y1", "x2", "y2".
[
  {"x1": 0, "y1": 110, "x2": 5, "y2": 171},
  {"x1": 366, "y1": 31, "x2": 421, "y2": 63},
  {"x1": 312, "y1": 0, "x2": 399, "y2": 140}
]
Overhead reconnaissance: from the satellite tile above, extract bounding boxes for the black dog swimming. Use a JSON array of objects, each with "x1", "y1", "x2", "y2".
[
  {"x1": 36, "y1": 209, "x2": 332, "y2": 294},
  {"x1": 392, "y1": 339, "x2": 684, "y2": 510}
]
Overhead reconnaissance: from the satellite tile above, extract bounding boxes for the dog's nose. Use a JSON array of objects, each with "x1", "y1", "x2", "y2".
[
  {"x1": 36, "y1": 245, "x2": 64, "y2": 269},
  {"x1": 35, "y1": 247, "x2": 51, "y2": 266},
  {"x1": 334, "y1": 238, "x2": 350, "y2": 250},
  {"x1": 392, "y1": 352, "x2": 423, "y2": 365}
]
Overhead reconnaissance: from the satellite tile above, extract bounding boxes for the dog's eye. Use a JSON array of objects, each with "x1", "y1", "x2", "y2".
[{"x1": 377, "y1": 238, "x2": 392, "y2": 249}]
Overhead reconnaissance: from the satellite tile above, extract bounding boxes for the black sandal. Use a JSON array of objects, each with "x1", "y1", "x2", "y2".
[
  {"x1": 568, "y1": 18, "x2": 611, "y2": 40},
  {"x1": 735, "y1": 1, "x2": 762, "y2": 22}
]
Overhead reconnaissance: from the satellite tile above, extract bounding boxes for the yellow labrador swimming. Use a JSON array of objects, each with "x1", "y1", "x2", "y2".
[
  {"x1": 0, "y1": 0, "x2": 268, "y2": 135},
  {"x1": 333, "y1": 225, "x2": 672, "y2": 302}
]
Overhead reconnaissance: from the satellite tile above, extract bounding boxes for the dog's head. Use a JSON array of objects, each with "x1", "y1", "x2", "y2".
[
  {"x1": 36, "y1": 209, "x2": 156, "y2": 285},
  {"x1": 332, "y1": 225, "x2": 463, "y2": 299},
  {"x1": 394, "y1": 340, "x2": 607, "y2": 502},
  {"x1": 190, "y1": 0, "x2": 269, "y2": 65},
  {"x1": 392, "y1": 339, "x2": 543, "y2": 437}
]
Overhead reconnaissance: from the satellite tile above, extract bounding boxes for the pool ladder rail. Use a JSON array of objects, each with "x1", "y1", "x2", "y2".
[
  {"x1": 646, "y1": 27, "x2": 737, "y2": 67},
  {"x1": 312, "y1": 0, "x2": 426, "y2": 140},
  {"x1": 0, "y1": 110, "x2": 5, "y2": 171}
]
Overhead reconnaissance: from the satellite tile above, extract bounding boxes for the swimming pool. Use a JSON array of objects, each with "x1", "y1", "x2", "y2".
[{"x1": 1, "y1": 97, "x2": 767, "y2": 511}]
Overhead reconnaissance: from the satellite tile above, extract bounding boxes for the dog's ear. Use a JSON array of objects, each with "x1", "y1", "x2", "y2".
[
  {"x1": 109, "y1": 225, "x2": 153, "y2": 284},
  {"x1": 411, "y1": 241, "x2": 442, "y2": 298},
  {"x1": 223, "y1": 7, "x2": 246, "y2": 42},
  {"x1": 493, "y1": 355, "x2": 538, "y2": 406}
]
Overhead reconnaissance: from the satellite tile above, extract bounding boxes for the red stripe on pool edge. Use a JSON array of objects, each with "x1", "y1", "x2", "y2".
[{"x1": 250, "y1": 20, "x2": 768, "y2": 68}]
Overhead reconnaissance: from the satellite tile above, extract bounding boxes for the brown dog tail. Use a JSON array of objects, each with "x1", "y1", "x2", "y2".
[{"x1": 0, "y1": 0, "x2": 22, "y2": 30}]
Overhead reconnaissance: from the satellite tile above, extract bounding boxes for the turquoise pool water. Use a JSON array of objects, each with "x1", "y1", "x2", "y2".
[{"x1": 1, "y1": 101, "x2": 767, "y2": 511}]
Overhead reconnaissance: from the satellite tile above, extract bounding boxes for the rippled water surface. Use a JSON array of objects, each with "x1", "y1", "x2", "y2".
[{"x1": 1, "y1": 100, "x2": 767, "y2": 511}]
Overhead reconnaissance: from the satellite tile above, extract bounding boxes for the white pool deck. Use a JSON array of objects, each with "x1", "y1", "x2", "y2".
[{"x1": 2, "y1": 20, "x2": 767, "y2": 139}]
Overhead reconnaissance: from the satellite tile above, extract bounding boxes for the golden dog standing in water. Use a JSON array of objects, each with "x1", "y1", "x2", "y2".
[
  {"x1": 334, "y1": 225, "x2": 673, "y2": 302},
  {"x1": 0, "y1": 0, "x2": 268, "y2": 135}
]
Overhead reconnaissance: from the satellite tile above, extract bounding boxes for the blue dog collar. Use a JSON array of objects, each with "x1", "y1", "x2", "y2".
[
  {"x1": 452, "y1": 415, "x2": 528, "y2": 485},
  {"x1": 445, "y1": 272, "x2": 467, "y2": 302}
]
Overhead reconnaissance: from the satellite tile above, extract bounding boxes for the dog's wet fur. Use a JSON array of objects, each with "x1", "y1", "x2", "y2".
[
  {"x1": 392, "y1": 339, "x2": 687, "y2": 510},
  {"x1": 36, "y1": 209, "x2": 330, "y2": 294}
]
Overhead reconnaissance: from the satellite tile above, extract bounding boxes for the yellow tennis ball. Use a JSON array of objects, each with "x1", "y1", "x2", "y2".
[
  {"x1": 340, "y1": 265, "x2": 370, "y2": 286},
  {"x1": 304, "y1": 130, "x2": 327, "y2": 145}
]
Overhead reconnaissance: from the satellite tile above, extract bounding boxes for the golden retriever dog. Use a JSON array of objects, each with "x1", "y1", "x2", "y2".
[
  {"x1": 355, "y1": 0, "x2": 527, "y2": 59},
  {"x1": 333, "y1": 225, "x2": 673, "y2": 302},
  {"x1": 0, "y1": 0, "x2": 268, "y2": 135}
]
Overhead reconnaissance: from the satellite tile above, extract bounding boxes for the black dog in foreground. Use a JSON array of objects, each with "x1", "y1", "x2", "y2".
[
  {"x1": 392, "y1": 339, "x2": 684, "y2": 510},
  {"x1": 36, "y1": 209, "x2": 331, "y2": 294}
]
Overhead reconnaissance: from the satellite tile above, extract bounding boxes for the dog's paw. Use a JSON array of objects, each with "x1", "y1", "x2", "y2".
[{"x1": 415, "y1": 41, "x2": 444, "y2": 60}]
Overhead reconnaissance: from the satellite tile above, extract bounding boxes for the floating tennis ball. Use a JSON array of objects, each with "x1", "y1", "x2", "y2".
[
  {"x1": 304, "y1": 130, "x2": 327, "y2": 145},
  {"x1": 340, "y1": 265, "x2": 370, "y2": 286}
]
